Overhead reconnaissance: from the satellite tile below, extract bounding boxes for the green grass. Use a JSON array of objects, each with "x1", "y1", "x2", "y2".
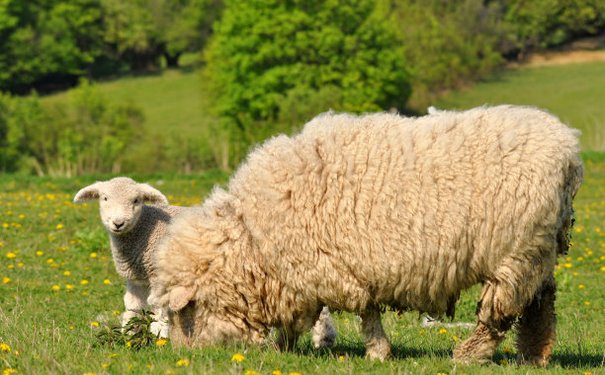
[
  {"x1": 435, "y1": 61, "x2": 605, "y2": 151},
  {"x1": 42, "y1": 67, "x2": 214, "y2": 138},
  {"x1": 1, "y1": 161, "x2": 604, "y2": 374}
]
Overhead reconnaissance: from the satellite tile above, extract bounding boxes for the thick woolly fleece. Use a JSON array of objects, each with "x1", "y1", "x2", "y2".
[{"x1": 151, "y1": 106, "x2": 583, "y2": 364}]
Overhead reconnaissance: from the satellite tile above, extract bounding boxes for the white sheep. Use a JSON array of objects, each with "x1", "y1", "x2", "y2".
[
  {"x1": 74, "y1": 177, "x2": 180, "y2": 337},
  {"x1": 150, "y1": 105, "x2": 582, "y2": 365},
  {"x1": 74, "y1": 177, "x2": 337, "y2": 347}
]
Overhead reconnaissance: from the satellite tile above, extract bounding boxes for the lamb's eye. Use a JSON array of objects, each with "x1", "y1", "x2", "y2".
[
  {"x1": 133, "y1": 198, "x2": 139, "y2": 204},
  {"x1": 103, "y1": 197, "x2": 108, "y2": 201}
]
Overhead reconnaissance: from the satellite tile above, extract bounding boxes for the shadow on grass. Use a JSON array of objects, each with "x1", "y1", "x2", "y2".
[
  {"x1": 552, "y1": 351, "x2": 605, "y2": 368},
  {"x1": 298, "y1": 342, "x2": 604, "y2": 368},
  {"x1": 297, "y1": 341, "x2": 451, "y2": 360}
]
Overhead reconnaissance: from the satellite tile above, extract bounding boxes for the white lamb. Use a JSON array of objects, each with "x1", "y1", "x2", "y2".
[
  {"x1": 150, "y1": 105, "x2": 582, "y2": 365},
  {"x1": 74, "y1": 177, "x2": 180, "y2": 337}
]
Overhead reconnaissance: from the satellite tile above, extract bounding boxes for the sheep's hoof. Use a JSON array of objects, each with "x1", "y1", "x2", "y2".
[
  {"x1": 365, "y1": 344, "x2": 391, "y2": 361},
  {"x1": 150, "y1": 321, "x2": 169, "y2": 338}
]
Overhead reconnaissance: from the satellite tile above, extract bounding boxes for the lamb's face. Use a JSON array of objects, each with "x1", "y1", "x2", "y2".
[
  {"x1": 73, "y1": 177, "x2": 169, "y2": 235},
  {"x1": 98, "y1": 184, "x2": 145, "y2": 235}
]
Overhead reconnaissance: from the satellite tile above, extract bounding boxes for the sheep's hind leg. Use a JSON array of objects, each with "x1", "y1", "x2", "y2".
[
  {"x1": 361, "y1": 305, "x2": 391, "y2": 361},
  {"x1": 454, "y1": 246, "x2": 555, "y2": 364},
  {"x1": 516, "y1": 274, "x2": 556, "y2": 367}
]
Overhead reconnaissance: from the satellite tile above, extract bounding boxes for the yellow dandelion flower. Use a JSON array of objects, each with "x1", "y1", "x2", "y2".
[
  {"x1": 80, "y1": 279, "x2": 89, "y2": 286},
  {"x1": 63, "y1": 270, "x2": 71, "y2": 276},
  {"x1": 16, "y1": 262, "x2": 23, "y2": 268},
  {"x1": 2, "y1": 223, "x2": 9, "y2": 229},
  {"x1": 165, "y1": 369, "x2": 176, "y2": 375},
  {"x1": 101, "y1": 363, "x2": 109, "y2": 369},
  {"x1": 273, "y1": 370, "x2": 285, "y2": 375},
  {"x1": 578, "y1": 284, "x2": 585, "y2": 289},
  {"x1": 112, "y1": 310, "x2": 121, "y2": 316},
  {"x1": 583, "y1": 372, "x2": 592, "y2": 375},
  {"x1": 451, "y1": 335, "x2": 459, "y2": 342},
  {"x1": 176, "y1": 358, "x2": 190, "y2": 367},
  {"x1": 6, "y1": 252, "x2": 16, "y2": 259},
  {"x1": 36, "y1": 251, "x2": 44, "y2": 256},
  {"x1": 155, "y1": 338, "x2": 168, "y2": 347},
  {"x1": 89, "y1": 252, "x2": 97, "y2": 258},
  {"x1": 51, "y1": 284, "x2": 60, "y2": 291},
  {"x1": 438, "y1": 328, "x2": 447, "y2": 334},
  {"x1": 108, "y1": 353, "x2": 119, "y2": 358},
  {"x1": 56, "y1": 223, "x2": 64, "y2": 230},
  {"x1": 126, "y1": 341, "x2": 132, "y2": 348},
  {"x1": 338, "y1": 355, "x2": 346, "y2": 362},
  {"x1": 0, "y1": 342, "x2": 11, "y2": 352},
  {"x1": 66, "y1": 284, "x2": 75, "y2": 290},
  {"x1": 584, "y1": 301, "x2": 591, "y2": 306},
  {"x1": 46, "y1": 258, "x2": 54, "y2": 264},
  {"x1": 2, "y1": 277, "x2": 10, "y2": 284},
  {"x1": 103, "y1": 279, "x2": 111, "y2": 285},
  {"x1": 499, "y1": 359, "x2": 509, "y2": 365},
  {"x1": 437, "y1": 373, "x2": 447, "y2": 375},
  {"x1": 563, "y1": 262, "x2": 573, "y2": 269},
  {"x1": 3, "y1": 368, "x2": 18, "y2": 375},
  {"x1": 600, "y1": 266, "x2": 605, "y2": 272},
  {"x1": 7, "y1": 265, "x2": 13, "y2": 269},
  {"x1": 289, "y1": 372, "x2": 303, "y2": 375},
  {"x1": 244, "y1": 370, "x2": 261, "y2": 375},
  {"x1": 231, "y1": 353, "x2": 245, "y2": 362},
  {"x1": 82, "y1": 372, "x2": 96, "y2": 375},
  {"x1": 90, "y1": 321, "x2": 100, "y2": 328}
]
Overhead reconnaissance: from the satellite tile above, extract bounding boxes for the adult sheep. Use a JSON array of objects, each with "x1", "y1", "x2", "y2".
[{"x1": 150, "y1": 105, "x2": 583, "y2": 365}]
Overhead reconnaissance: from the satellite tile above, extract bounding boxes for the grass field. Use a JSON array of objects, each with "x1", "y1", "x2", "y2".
[
  {"x1": 435, "y1": 61, "x2": 605, "y2": 151},
  {"x1": 1, "y1": 156, "x2": 604, "y2": 374}
]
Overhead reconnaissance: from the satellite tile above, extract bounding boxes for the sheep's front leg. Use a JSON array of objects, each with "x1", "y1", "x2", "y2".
[
  {"x1": 361, "y1": 306, "x2": 391, "y2": 360},
  {"x1": 122, "y1": 280, "x2": 150, "y2": 326}
]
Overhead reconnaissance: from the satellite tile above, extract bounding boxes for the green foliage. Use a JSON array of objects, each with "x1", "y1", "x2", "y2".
[
  {"x1": 503, "y1": 0, "x2": 605, "y2": 53},
  {"x1": 94, "y1": 310, "x2": 160, "y2": 350},
  {"x1": 205, "y1": 0, "x2": 411, "y2": 165},
  {"x1": 0, "y1": 0, "x2": 103, "y2": 93},
  {"x1": 0, "y1": 80, "x2": 143, "y2": 176},
  {"x1": 391, "y1": 0, "x2": 512, "y2": 109}
]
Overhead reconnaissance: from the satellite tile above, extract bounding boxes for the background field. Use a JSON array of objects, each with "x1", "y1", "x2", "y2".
[{"x1": 1, "y1": 156, "x2": 604, "y2": 374}]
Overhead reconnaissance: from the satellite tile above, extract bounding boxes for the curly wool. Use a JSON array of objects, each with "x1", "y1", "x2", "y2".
[{"x1": 153, "y1": 105, "x2": 582, "y2": 361}]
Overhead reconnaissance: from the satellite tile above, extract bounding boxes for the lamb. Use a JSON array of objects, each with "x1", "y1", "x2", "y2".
[
  {"x1": 74, "y1": 177, "x2": 182, "y2": 337},
  {"x1": 74, "y1": 177, "x2": 337, "y2": 347},
  {"x1": 150, "y1": 105, "x2": 583, "y2": 365}
]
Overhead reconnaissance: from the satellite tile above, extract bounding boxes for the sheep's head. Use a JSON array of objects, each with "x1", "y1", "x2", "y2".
[{"x1": 73, "y1": 177, "x2": 169, "y2": 235}]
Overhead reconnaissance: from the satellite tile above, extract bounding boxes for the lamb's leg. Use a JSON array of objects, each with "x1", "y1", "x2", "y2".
[
  {"x1": 122, "y1": 280, "x2": 149, "y2": 327},
  {"x1": 516, "y1": 274, "x2": 556, "y2": 367},
  {"x1": 454, "y1": 247, "x2": 555, "y2": 364},
  {"x1": 360, "y1": 306, "x2": 391, "y2": 360},
  {"x1": 311, "y1": 306, "x2": 337, "y2": 349}
]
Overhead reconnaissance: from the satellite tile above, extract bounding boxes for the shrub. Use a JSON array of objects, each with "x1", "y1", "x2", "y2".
[{"x1": 204, "y1": 0, "x2": 411, "y2": 166}]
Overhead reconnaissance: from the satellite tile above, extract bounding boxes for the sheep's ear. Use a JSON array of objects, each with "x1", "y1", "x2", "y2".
[
  {"x1": 169, "y1": 286, "x2": 196, "y2": 311},
  {"x1": 139, "y1": 183, "x2": 169, "y2": 205},
  {"x1": 73, "y1": 183, "x2": 101, "y2": 203}
]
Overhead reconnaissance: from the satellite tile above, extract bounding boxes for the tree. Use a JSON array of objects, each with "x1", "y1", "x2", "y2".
[
  {"x1": 0, "y1": 0, "x2": 104, "y2": 93},
  {"x1": 101, "y1": 0, "x2": 222, "y2": 70},
  {"x1": 204, "y1": 0, "x2": 411, "y2": 165}
]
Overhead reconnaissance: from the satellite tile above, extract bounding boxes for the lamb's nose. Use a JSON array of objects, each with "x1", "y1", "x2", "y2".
[{"x1": 113, "y1": 220, "x2": 125, "y2": 229}]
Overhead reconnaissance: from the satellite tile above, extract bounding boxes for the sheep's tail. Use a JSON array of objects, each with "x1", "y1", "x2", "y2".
[{"x1": 557, "y1": 156, "x2": 584, "y2": 256}]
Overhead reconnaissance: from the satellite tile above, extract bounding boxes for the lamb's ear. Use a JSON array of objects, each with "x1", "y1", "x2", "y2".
[
  {"x1": 139, "y1": 183, "x2": 169, "y2": 205},
  {"x1": 73, "y1": 182, "x2": 101, "y2": 203},
  {"x1": 169, "y1": 286, "x2": 196, "y2": 311}
]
